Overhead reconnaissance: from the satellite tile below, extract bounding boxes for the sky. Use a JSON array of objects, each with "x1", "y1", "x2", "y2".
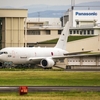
[{"x1": 0, "y1": 0, "x2": 99, "y2": 7}]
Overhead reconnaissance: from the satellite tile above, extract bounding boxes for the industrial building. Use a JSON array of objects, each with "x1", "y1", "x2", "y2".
[
  {"x1": 0, "y1": 8, "x2": 27, "y2": 48},
  {"x1": 26, "y1": 18, "x2": 62, "y2": 47},
  {"x1": 26, "y1": 9, "x2": 100, "y2": 48},
  {"x1": 0, "y1": 9, "x2": 62, "y2": 48},
  {"x1": 0, "y1": 8, "x2": 100, "y2": 49},
  {"x1": 61, "y1": 10, "x2": 100, "y2": 36}
]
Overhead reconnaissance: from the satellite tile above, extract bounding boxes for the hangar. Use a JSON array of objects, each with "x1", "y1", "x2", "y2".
[{"x1": 0, "y1": 8, "x2": 28, "y2": 48}]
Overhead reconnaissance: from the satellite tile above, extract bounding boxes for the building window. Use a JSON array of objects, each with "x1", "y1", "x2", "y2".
[
  {"x1": 80, "y1": 31, "x2": 82, "y2": 35},
  {"x1": 87, "y1": 30, "x2": 90, "y2": 35},
  {"x1": 58, "y1": 30, "x2": 62, "y2": 35},
  {"x1": 76, "y1": 21, "x2": 79, "y2": 25},
  {"x1": 77, "y1": 30, "x2": 79, "y2": 34},
  {"x1": 73, "y1": 30, "x2": 76, "y2": 34},
  {"x1": 91, "y1": 30, "x2": 94, "y2": 35},
  {"x1": 70, "y1": 30, "x2": 72, "y2": 34},
  {"x1": 84, "y1": 30, "x2": 86, "y2": 35},
  {"x1": 27, "y1": 30, "x2": 40, "y2": 35},
  {"x1": 46, "y1": 30, "x2": 50, "y2": 35}
]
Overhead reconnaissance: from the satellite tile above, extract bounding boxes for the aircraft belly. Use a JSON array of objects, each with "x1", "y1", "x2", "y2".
[{"x1": 12, "y1": 59, "x2": 28, "y2": 64}]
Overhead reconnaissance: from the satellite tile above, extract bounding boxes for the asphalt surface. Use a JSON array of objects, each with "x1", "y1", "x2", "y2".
[{"x1": 0, "y1": 86, "x2": 100, "y2": 92}]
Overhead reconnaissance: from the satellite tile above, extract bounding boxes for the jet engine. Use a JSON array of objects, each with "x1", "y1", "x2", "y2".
[{"x1": 40, "y1": 58, "x2": 55, "y2": 68}]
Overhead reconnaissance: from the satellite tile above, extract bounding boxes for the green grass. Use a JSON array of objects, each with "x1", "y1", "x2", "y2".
[
  {"x1": 0, "y1": 71, "x2": 100, "y2": 86},
  {"x1": 67, "y1": 36, "x2": 94, "y2": 42},
  {"x1": 39, "y1": 36, "x2": 94, "y2": 44},
  {"x1": 0, "y1": 91, "x2": 100, "y2": 100},
  {"x1": 0, "y1": 71, "x2": 100, "y2": 99}
]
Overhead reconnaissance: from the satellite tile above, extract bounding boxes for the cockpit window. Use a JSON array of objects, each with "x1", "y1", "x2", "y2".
[
  {"x1": 0, "y1": 52, "x2": 8, "y2": 55},
  {"x1": 4, "y1": 52, "x2": 8, "y2": 54},
  {"x1": 0, "y1": 52, "x2": 3, "y2": 54}
]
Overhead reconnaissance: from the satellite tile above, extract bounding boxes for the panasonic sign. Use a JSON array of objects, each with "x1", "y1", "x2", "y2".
[{"x1": 75, "y1": 12, "x2": 97, "y2": 16}]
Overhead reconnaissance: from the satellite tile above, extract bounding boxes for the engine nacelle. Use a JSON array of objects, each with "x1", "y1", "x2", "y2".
[{"x1": 40, "y1": 58, "x2": 55, "y2": 68}]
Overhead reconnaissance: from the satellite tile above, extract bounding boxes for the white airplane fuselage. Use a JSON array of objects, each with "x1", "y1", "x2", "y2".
[
  {"x1": 0, "y1": 21, "x2": 70, "y2": 68},
  {"x1": 0, "y1": 47, "x2": 67, "y2": 64}
]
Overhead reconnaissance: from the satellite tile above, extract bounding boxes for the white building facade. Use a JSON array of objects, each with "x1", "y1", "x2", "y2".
[
  {"x1": 72, "y1": 10, "x2": 100, "y2": 27},
  {"x1": 65, "y1": 10, "x2": 100, "y2": 35}
]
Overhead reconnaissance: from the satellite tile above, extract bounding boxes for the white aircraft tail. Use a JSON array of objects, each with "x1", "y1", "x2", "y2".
[{"x1": 55, "y1": 21, "x2": 70, "y2": 50}]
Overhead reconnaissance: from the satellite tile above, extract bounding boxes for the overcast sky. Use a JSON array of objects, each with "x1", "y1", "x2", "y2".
[{"x1": 0, "y1": 0, "x2": 99, "y2": 7}]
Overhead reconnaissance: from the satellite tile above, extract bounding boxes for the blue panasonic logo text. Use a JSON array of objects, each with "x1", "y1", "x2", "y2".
[{"x1": 76, "y1": 12, "x2": 97, "y2": 16}]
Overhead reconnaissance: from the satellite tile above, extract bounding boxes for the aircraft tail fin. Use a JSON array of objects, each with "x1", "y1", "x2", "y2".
[{"x1": 55, "y1": 21, "x2": 70, "y2": 50}]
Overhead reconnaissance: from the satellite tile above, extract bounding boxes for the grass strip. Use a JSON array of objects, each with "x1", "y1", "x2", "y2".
[
  {"x1": 39, "y1": 36, "x2": 94, "y2": 44},
  {"x1": 0, "y1": 71, "x2": 99, "y2": 86},
  {"x1": 0, "y1": 91, "x2": 100, "y2": 100}
]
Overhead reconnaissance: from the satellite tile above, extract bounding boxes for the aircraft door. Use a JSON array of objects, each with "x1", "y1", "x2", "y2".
[
  {"x1": 7, "y1": 50, "x2": 16, "y2": 62},
  {"x1": 12, "y1": 50, "x2": 16, "y2": 58},
  {"x1": 1, "y1": 52, "x2": 8, "y2": 61}
]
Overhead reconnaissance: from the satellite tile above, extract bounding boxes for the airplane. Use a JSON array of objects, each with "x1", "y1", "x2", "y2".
[{"x1": 0, "y1": 21, "x2": 91, "y2": 68}]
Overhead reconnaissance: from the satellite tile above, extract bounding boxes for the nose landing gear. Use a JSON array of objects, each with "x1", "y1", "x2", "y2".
[{"x1": 2, "y1": 61, "x2": 13, "y2": 68}]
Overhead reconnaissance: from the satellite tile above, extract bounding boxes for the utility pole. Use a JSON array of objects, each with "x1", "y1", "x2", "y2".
[
  {"x1": 71, "y1": 0, "x2": 75, "y2": 10},
  {"x1": 69, "y1": 0, "x2": 75, "y2": 27},
  {"x1": 38, "y1": 12, "x2": 40, "y2": 22}
]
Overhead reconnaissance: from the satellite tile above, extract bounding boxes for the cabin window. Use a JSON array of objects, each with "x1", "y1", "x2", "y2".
[
  {"x1": 8, "y1": 55, "x2": 12, "y2": 57},
  {"x1": 0, "y1": 52, "x2": 8, "y2": 55},
  {"x1": 4, "y1": 52, "x2": 8, "y2": 54},
  {"x1": 20, "y1": 57, "x2": 27, "y2": 59}
]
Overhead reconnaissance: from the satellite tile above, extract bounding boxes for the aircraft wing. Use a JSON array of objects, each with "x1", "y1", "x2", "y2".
[
  {"x1": 66, "y1": 53, "x2": 100, "y2": 58},
  {"x1": 28, "y1": 51, "x2": 99, "y2": 63},
  {"x1": 28, "y1": 56, "x2": 69, "y2": 64},
  {"x1": 28, "y1": 56, "x2": 66, "y2": 61},
  {"x1": 64, "y1": 50, "x2": 92, "y2": 55},
  {"x1": 28, "y1": 57, "x2": 46, "y2": 64}
]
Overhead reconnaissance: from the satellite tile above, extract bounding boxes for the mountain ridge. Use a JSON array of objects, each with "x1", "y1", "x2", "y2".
[{"x1": 2, "y1": 1, "x2": 100, "y2": 17}]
